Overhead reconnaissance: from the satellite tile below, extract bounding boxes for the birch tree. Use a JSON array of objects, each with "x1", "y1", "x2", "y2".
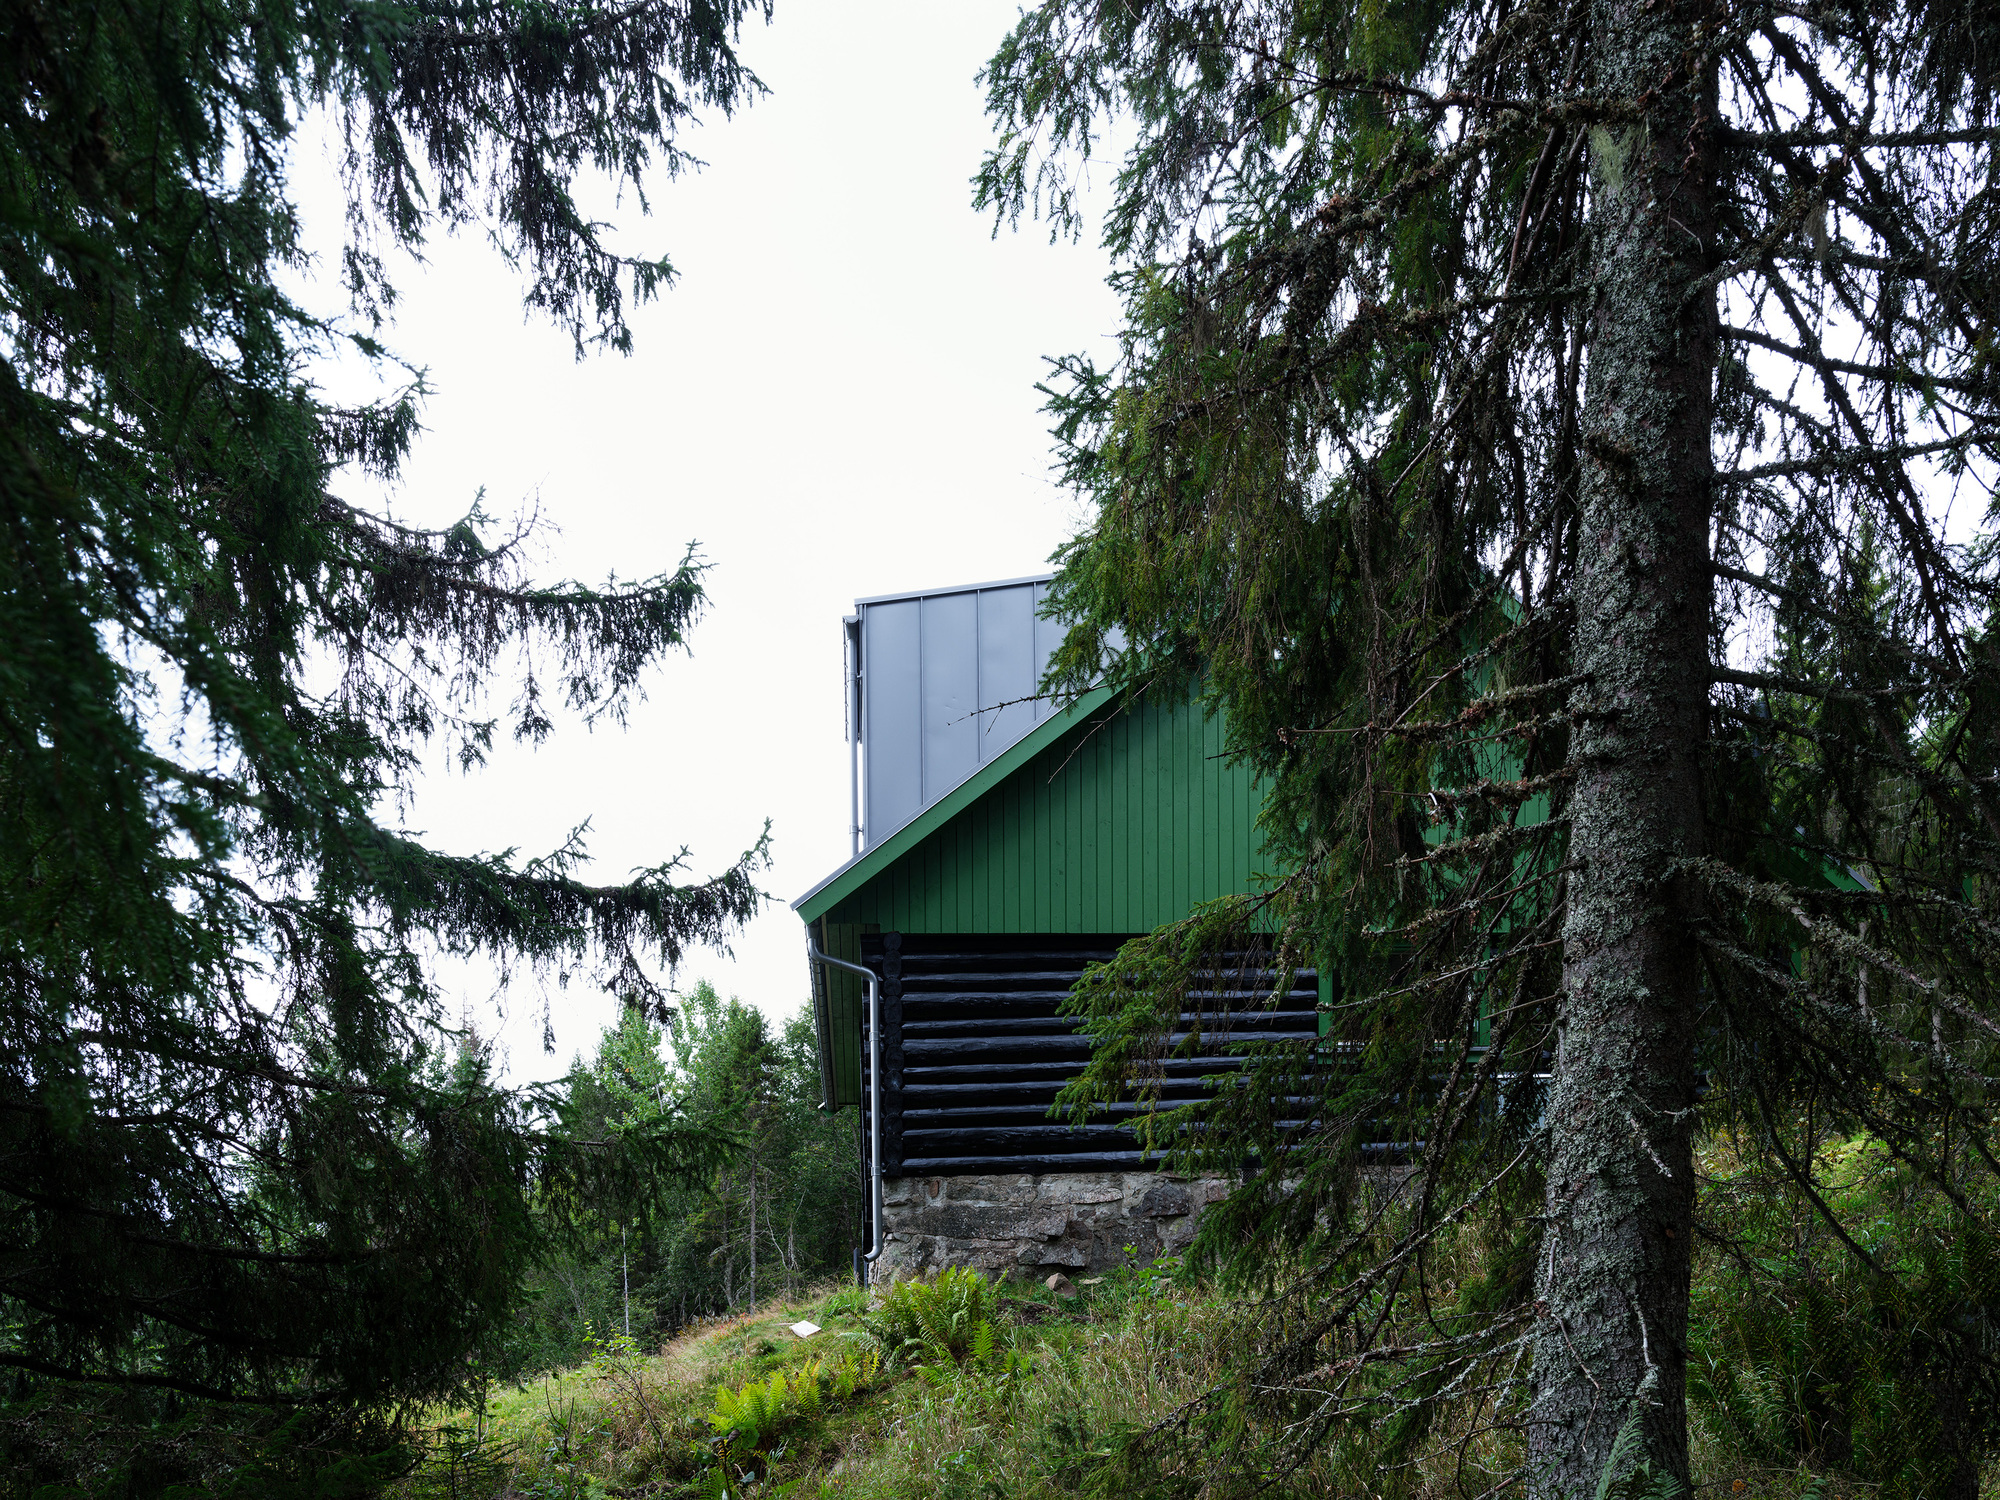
[{"x1": 980, "y1": 0, "x2": 2000, "y2": 1490}]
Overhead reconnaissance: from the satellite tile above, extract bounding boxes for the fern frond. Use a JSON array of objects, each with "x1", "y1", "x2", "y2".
[
  {"x1": 794, "y1": 1363, "x2": 823, "y2": 1420},
  {"x1": 971, "y1": 1318, "x2": 995, "y2": 1369},
  {"x1": 1593, "y1": 1370, "x2": 1685, "y2": 1500}
]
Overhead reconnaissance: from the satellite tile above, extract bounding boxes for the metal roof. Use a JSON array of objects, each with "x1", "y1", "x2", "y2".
[
  {"x1": 851, "y1": 571, "x2": 1056, "y2": 607},
  {"x1": 849, "y1": 573, "x2": 1067, "y2": 853}
]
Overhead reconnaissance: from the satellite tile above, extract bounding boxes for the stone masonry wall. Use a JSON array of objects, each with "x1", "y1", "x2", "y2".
[{"x1": 873, "y1": 1172, "x2": 1229, "y2": 1283}]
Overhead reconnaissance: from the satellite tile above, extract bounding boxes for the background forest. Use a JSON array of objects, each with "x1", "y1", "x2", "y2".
[{"x1": 505, "y1": 988, "x2": 859, "y2": 1380}]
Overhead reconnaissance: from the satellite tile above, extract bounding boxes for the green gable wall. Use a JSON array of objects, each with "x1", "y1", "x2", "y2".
[
  {"x1": 824, "y1": 689, "x2": 1264, "y2": 932},
  {"x1": 802, "y1": 689, "x2": 1274, "y2": 1107}
]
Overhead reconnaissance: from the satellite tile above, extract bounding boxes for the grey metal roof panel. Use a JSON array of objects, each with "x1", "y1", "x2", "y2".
[
  {"x1": 851, "y1": 572, "x2": 1056, "y2": 607},
  {"x1": 856, "y1": 576, "x2": 1063, "y2": 851}
]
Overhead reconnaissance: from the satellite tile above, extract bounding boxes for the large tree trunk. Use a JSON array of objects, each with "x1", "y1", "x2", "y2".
[{"x1": 1528, "y1": 0, "x2": 1717, "y2": 1490}]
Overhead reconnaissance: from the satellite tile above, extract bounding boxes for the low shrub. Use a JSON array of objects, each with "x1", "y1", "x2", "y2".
[
  {"x1": 706, "y1": 1345, "x2": 879, "y2": 1452},
  {"x1": 821, "y1": 1285, "x2": 869, "y2": 1319},
  {"x1": 1691, "y1": 1132, "x2": 2000, "y2": 1500},
  {"x1": 866, "y1": 1268, "x2": 1000, "y2": 1368}
]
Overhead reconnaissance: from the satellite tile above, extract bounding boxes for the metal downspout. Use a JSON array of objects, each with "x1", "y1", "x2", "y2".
[
  {"x1": 849, "y1": 730, "x2": 862, "y2": 860},
  {"x1": 805, "y1": 941, "x2": 883, "y2": 1279}
]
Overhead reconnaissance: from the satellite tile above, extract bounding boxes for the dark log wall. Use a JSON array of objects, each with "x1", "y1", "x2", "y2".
[{"x1": 857, "y1": 932, "x2": 1321, "y2": 1177}]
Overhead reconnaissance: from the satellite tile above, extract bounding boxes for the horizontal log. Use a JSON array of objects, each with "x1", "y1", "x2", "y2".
[
  {"x1": 902, "y1": 1104, "x2": 1174, "y2": 1127},
  {"x1": 902, "y1": 1059, "x2": 1107, "y2": 1081},
  {"x1": 904, "y1": 1120, "x2": 1320, "y2": 1151},
  {"x1": 903, "y1": 1094, "x2": 1326, "y2": 1121},
  {"x1": 902, "y1": 1082, "x2": 1220, "y2": 1105},
  {"x1": 896, "y1": 1056, "x2": 1356, "y2": 1090},
  {"x1": 903, "y1": 1036, "x2": 1094, "y2": 1061},
  {"x1": 897, "y1": 1146, "x2": 1395, "y2": 1178},
  {"x1": 896, "y1": 1152, "x2": 1416, "y2": 1175},
  {"x1": 902, "y1": 1110, "x2": 1085, "y2": 1129},
  {"x1": 899, "y1": 982, "x2": 1317, "y2": 999},
  {"x1": 898, "y1": 1096, "x2": 1214, "y2": 1118},
  {"x1": 903, "y1": 1011, "x2": 1320, "y2": 1039},
  {"x1": 903, "y1": 1125, "x2": 1147, "y2": 1150},
  {"x1": 904, "y1": 976, "x2": 1120, "y2": 988},
  {"x1": 898, "y1": 1151, "x2": 1171, "y2": 1175},
  {"x1": 904, "y1": 1057, "x2": 1253, "y2": 1083},
  {"x1": 903, "y1": 1030, "x2": 1321, "y2": 1062},
  {"x1": 901, "y1": 991, "x2": 1089, "y2": 1010},
  {"x1": 900, "y1": 1003, "x2": 1318, "y2": 1029},
  {"x1": 887, "y1": 960, "x2": 1122, "y2": 978}
]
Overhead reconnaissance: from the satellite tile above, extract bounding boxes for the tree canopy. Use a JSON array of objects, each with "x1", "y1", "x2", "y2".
[
  {"x1": 498, "y1": 987, "x2": 856, "y2": 1377},
  {"x1": 1, "y1": 0, "x2": 770, "y2": 1412},
  {"x1": 981, "y1": 0, "x2": 2000, "y2": 1491}
]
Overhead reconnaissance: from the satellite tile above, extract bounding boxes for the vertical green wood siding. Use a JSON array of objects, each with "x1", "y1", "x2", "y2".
[{"x1": 821, "y1": 692, "x2": 1267, "y2": 933}]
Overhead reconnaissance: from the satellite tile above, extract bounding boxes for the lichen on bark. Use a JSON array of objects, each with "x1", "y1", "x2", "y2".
[{"x1": 1528, "y1": 0, "x2": 1718, "y2": 1488}]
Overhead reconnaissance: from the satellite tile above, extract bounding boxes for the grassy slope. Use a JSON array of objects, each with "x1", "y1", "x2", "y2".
[
  {"x1": 390, "y1": 1257, "x2": 1917, "y2": 1500},
  {"x1": 395, "y1": 1266, "x2": 1251, "y2": 1500}
]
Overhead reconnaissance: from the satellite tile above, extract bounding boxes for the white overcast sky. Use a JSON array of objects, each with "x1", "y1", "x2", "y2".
[{"x1": 294, "y1": 2, "x2": 1122, "y2": 1082}]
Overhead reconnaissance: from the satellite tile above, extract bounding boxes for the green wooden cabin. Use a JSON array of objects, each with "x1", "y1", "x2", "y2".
[{"x1": 793, "y1": 576, "x2": 1319, "y2": 1264}]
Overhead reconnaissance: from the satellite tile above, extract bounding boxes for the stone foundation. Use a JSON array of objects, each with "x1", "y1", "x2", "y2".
[{"x1": 873, "y1": 1171, "x2": 1230, "y2": 1283}]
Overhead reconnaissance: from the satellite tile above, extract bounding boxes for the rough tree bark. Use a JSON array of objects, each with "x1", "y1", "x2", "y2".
[{"x1": 1528, "y1": 0, "x2": 1717, "y2": 1488}]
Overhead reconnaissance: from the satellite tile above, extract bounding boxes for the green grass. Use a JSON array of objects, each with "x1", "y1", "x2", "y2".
[
  {"x1": 392, "y1": 1253, "x2": 2000, "y2": 1500},
  {"x1": 392, "y1": 1260, "x2": 1255, "y2": 1500}
]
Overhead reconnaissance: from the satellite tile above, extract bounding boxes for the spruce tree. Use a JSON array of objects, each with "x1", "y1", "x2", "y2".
[
  {"x1": 0, "y1": 0, "x2": 769, "y2": 1410},
  {"x1": 980, "y1": 0, "x2": 1999, "y2": 1491},
  {"x1": 533, "y1": 988, "x2": 857, "y2": 1357}
]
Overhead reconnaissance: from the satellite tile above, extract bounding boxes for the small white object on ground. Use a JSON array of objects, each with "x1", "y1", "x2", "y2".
[
  {"x1": 1078, "y1": 1277, "x2": 1104, "y2": 1285},
  {"x1": 788, "y1": 1320, "x2": 822, "y2": 1338}
]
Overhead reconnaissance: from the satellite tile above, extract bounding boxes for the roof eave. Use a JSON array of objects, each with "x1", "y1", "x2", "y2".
[{"x1": 850, "y1": 571, "x2": 1056, "y2": 609}]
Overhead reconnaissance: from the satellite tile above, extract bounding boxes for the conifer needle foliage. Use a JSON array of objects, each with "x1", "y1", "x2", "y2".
[
  {"x1": 980, "y1": 0, "x2": 2000, "y2": 1491},
  {"x1": 0, "y1": 0, "x2": 770, "y2": 1414}
]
